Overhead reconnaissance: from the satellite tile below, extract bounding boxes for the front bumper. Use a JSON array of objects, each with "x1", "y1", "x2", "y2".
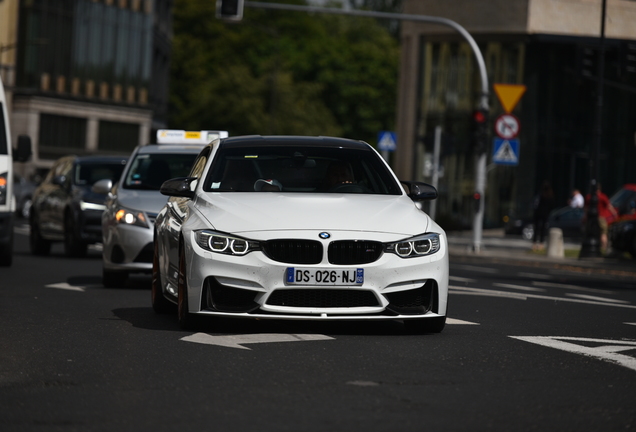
[
  {"x1": 102, "y1": 222, "x2": 154, "y2": 273},
  {"x1": 177, "y1": 230, "x2": 449, "y2": 321}
]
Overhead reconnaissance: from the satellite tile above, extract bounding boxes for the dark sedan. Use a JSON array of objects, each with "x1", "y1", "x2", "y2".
[{"x1": 30, "y1": 155, "x2": 127, "y2": 257}]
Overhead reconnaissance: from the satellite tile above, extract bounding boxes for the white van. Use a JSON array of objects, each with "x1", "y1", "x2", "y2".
[{"x1": 0, "y1": 77, "x2": 31, "y2": 266}]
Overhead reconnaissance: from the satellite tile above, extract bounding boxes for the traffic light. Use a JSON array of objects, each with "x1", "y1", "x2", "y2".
[
  {"x1": 471, "y1": 109, "x2": 488, "y2": 154},
  {"x1": 473, "y1": 192, "x2": 481, "y2": 212},
  {"x1": 216, "y1": 0, "x2": 244, "y2": 21}
]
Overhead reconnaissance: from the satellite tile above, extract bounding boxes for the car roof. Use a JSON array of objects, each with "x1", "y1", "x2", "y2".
[
  {"x1": 73, "y1": 155, "x2": 128, "y2": 164},
  {"x1": 135, "y1": 143, "x2": 206, "y2": 154},
  {"x1": 218, "y1": 135, "x2": 371, "y2": 150}
]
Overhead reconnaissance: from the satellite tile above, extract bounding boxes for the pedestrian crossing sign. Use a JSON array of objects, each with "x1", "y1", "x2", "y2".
[
  {"x1": 492, "y1": 138, "x2": 519, "y2": 165},
  {"x1": 377, "y1": 131, "x2": 397, "y2": 152}
]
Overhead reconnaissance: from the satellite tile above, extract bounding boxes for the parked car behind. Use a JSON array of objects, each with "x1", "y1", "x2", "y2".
[
  {"x1": 608, "y1": 184, "x2": 636, "y2": 257},
  {"x1": 30, "y1": 155, "x2": 128, "y2": 257},
  {"x1": 99, "y1": 130, "x2": 227, "y2": 287},
  {"x1": 546, "y1": 206, "x2": 585, "y2": 240}
]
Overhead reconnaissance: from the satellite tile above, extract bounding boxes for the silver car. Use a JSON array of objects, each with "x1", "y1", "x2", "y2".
[{"x1": 99, "y1": 130, "x2": 226, "y2": 287}]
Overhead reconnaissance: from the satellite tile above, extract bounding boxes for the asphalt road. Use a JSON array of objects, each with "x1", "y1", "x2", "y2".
[{"x1": 1, "y1": 225, "x2": 635, "y2": 432}]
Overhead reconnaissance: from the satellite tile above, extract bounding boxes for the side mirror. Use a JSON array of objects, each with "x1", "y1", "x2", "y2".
[
  {"x1": 160, "y1": 177, "x2": 197, "y2": 199},
  {"x1": 92, "y1": 179, "x2": 113, "y2": 194},
  {"x1": 401, "y1": 181, "x2": 438, "y2": 201},
  {"x1": 14, "y1": 135, "x2": 32, "y2": 163},
  {"x1": 52, "y1": 175, "x2": 67, "y2": 187}
]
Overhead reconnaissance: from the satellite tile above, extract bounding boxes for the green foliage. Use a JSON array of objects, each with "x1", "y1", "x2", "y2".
[{"x1": 169, "y1": 0, "x2": 399, "y2": 144}]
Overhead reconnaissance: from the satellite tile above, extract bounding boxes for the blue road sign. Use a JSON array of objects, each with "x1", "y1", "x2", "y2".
[
  {"x1": 378, "y1": 131, "x2": 397, "y2": 152},
  {"x1": 492, "y1": 138, "x2": 519, "y2": 166}
]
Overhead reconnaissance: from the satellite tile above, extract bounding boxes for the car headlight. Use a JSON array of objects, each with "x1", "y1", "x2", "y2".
[
  {"x1": 385, "y1": 233, "x2": 441, "y2": 258},
  {"x1": 195, "y1": 230, "x2": 260, "y2": 256},
  {"x1": 114, "y1": 207, "x2": 149, "y2": 228}
]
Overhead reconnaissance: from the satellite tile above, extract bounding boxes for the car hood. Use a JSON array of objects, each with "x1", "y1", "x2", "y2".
[
  {"x1": 117, "y1": 188, "x2": 169, "y2": 214},
  {"x1": 193, "y1": 193, "x2": 431, "y2": 237}
]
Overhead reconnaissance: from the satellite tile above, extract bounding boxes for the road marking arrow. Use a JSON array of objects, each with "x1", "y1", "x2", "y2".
[
  {"x1": 46, "y1": 283, "x2": 86, "y2": 292},
  {"x1": 510, "y1": 336, "x2": 636, "y2": 372},
  {"x1": 180, "y1": 333, "x2": 334, "y2": 350}
]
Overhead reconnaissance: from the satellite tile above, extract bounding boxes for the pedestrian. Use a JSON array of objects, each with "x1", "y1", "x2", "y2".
[
  {"x1": 532, "y1": 181, "x2": 555, "y2": 251},
  {"x1": 584, "y1": 183, "x2": 617, "y2": 253},
  {"x1": 568, "y1": 188, "x2": 584, "y2": 208}
]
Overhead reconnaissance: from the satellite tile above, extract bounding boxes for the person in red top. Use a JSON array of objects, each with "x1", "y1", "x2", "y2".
[{"x1": 585, "y1": 184, "x2": 617, "y2": 252}]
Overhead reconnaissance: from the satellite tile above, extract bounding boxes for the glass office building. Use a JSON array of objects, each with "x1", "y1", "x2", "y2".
[{"x1": 0, "y1": 0, "x2": 172, "y2": 172}]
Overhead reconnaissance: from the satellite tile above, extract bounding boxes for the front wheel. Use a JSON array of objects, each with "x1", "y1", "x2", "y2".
[
  {"x1": 30, "y1": 213, "x2": 51, "y2": 256},
  {"x1": 404, "y1": 316, "x2": 446, "y2": 334},
  {"x1": 152, "y1": 241, "x2": 174, "y2": 313},
  {"x1": 177, "y1": 245, "x2": 196, "y2": 330}
]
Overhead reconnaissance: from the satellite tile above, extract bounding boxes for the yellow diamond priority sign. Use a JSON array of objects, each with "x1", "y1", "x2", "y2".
[{"x1": 493, "y1": 84, "x2": 527, "y2": 114}]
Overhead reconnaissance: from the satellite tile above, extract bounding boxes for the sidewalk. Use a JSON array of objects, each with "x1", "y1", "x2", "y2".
[{"x1": 447, "y1": 228, "x2": 636, "y2": 280}]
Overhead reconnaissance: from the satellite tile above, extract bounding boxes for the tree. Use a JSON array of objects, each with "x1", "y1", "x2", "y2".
[{"x1": 169, "y1": 0, "x2": 399, "y2": 145}]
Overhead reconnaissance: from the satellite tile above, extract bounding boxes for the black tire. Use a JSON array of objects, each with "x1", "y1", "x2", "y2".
[
  {"x1": 0, "y1": 232, "x2": 13, "y2": 267},
  {"x1": 404, "y1": 316, "x2": 446, "y2": 334},
  {"x1": 177, "y1": 245, "x2": 196, "y2": 330},
  {"x1": 64, "y1": 213, "x2": 88, "y2": 258},
  {"x1": 152, "y1": 240, "x2": 174, "y2": 313},
  {"x1": 103, "y1": 268, "x2": 128, "y2": 288},
  {"x1": 30, "y1": 213, "x2": 51, "y2": 256}
]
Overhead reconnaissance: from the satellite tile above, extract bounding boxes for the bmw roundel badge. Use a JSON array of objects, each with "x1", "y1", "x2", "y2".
[{"x1": 319, "y1": 232, "x2": 331, "y2": 239}]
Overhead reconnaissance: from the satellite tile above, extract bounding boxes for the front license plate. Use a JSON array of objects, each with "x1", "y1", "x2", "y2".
[{"x1": 286, "y1": 268, "x2": 364, "y2": 286}]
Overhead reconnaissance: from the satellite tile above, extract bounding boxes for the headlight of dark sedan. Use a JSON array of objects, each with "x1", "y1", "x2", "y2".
[
  {"x1": 385, "y1": 233, "x2": 441, "y2": 258},
  {"x1": 195, "y1": 230, "x2": 260, "y2": 256}
]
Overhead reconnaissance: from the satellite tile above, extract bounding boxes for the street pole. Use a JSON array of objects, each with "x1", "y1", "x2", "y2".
[
  {"x1": 579, "y1": 0, "x2": 606, "y2": 258},
  {"x1": 243, "y1": 1, "x2": 490, "y2": 252}
]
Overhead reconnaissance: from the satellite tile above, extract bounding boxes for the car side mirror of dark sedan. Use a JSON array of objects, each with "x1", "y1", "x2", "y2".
[
  {"x1": 52, "y1": 175, "x2": 67, "y2": 187},
  {"x1": 160, "y1": 177, "x2": 197, "y2": 199},
  {"x1": 401, "y1": 181, "x2": 438, "y2": 201}
]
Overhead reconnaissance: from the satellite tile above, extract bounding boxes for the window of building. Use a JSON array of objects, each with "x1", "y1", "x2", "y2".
[
  {"x1": 98, "y1": 120, "x2": 139, "y2": 153},
  {"x1": 38, "y1": 113, "x2": 87, "y2": 159}
]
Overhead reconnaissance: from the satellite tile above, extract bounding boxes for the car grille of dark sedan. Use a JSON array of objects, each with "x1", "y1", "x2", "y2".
[
  {"x1": 262, "y1": 240, "x2": 323, "y2": 264},
  {"x1": 266, "y1": 289, "x2": 379, "y2": 308},
  {"x1": 328, "y1": 240, "x2": 383, "y2": 265}
]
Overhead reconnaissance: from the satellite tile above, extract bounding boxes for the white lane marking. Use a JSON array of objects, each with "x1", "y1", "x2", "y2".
[
  {"x1": 625, "y1": 323, "x2": 636, "y2": 326},
  {"x1": 450, "y1": 286, "x2": 528, "y2": 300},
  {"x1": 181, "y1": 333, "x2": 334, "y2": 350},
  {"x1": 517, "y1": 272, "x2": 554, "y2": 280},
  {"x1": 449, "y1": 275, "x2": 477, "y2": 283},
  {"x1": 454, "y1": 265, "x2": 498, "y2": 274},
  {"x1": 450, "y1": 286, "x2": 636, "y2": 309},
  {"x1": 532, "y1": 281, "x2": 615, "y2": 295},
  {"x1": 493, "y1": 283, "x2": 546, "y2": 293},
  {"x1": 45, "y1": 283, "x2": 86, "y2": 292},
  {"x1": 446, "y1": 318, "x2": 479, "y2": 325},
  {"x1": 565, "y1": 293, "x2": 630, "y2": 304},
  {"x1": 510, "y1": 336, "x2": 636, "y2": 372}
]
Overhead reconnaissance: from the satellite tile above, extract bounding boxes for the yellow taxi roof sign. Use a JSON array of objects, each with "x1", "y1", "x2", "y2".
[
  {"x1": 493, "y1": 84, "x2": 527, "y2": 114},
  {"x1": 156, "y1": 129, "x2": 229, "y2": 144}
]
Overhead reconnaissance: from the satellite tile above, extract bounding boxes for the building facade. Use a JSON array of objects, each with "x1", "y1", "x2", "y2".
[
  {"x1": 395, "y1": 0, "x2": 636, "y2": 229},
  {"x1": 0, "y1": 0, "x2": 172, "y2": 175}
]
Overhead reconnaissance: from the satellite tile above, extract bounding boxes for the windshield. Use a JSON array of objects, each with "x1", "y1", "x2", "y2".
[
  {"x1": 74, "y1": 162, "x2": 126, "y2": 186},
  {"x1": 124, "y1": 153, "x2": 198, "y2": 190},
  {"x1": 204, "y1": 145, "x2": 402, "y2": 195}
]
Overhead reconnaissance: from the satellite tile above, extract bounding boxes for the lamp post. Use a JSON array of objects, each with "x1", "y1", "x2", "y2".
[{"x1": 579, "y1": 0, "x2": 607, "y2": 258}]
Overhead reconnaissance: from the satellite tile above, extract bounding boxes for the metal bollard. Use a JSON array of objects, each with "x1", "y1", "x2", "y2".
[{"x1": 547, "y1": 227, "x2": 564, "y2": 258}]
